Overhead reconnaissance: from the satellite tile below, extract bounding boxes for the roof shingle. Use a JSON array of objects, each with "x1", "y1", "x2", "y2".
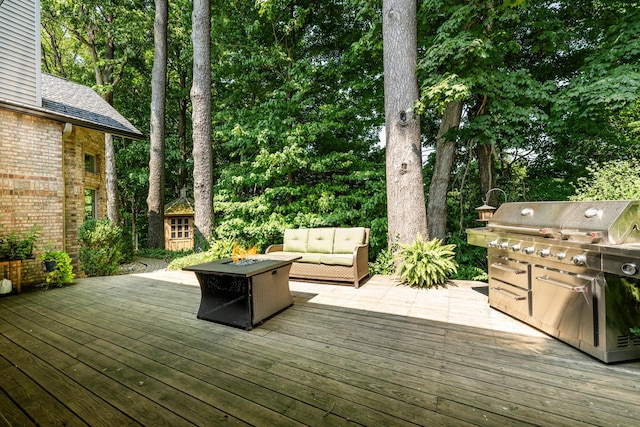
[{"x1": 41, "y1": 74, "x2": 143, "y2": 139}]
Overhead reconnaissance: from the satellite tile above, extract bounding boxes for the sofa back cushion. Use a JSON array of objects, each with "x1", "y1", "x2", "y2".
[
  {"x1": 307, "y1": 228, "x2": 335, "y2": 253},
  {"x1": 283, "y1": 228, "x2": 309, "y2": 252},
  {"x1": 333, "y1": 227, "x2": 367, "y2": 254}
]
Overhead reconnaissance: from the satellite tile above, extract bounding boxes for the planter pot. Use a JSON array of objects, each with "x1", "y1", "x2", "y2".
[{"x1": 44, "y1": 260, "x2": 57, "y2": 272}]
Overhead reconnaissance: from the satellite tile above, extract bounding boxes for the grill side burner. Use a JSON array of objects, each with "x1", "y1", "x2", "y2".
[{"x1": 468, "y1": 201, "x2": 640, "y2": 363}]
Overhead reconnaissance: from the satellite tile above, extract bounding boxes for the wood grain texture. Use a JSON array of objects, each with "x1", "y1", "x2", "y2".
[{"x1": 0, "y1": 273, "x2": 639, "y2": 426}]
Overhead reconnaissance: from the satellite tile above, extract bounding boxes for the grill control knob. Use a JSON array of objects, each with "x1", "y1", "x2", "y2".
[
  {"x1": 523, "y1": 246, "x2": 535, "y2": 255},
  {"x1": 510, "y1": 244, "x2": 521, "y2": 252},
  {"x1": 556, "y1": 252, "x2": 567, "y2": 260},
  {"x1": 499, "y1": 242, "x2": 509, "y2": 250},
  {"x1": 571, "y1": 255, "x2": 586, "y2": 266},
  {"x1": 622, "y1": 263, "x2": 637, "y2": 276},
  {"x1": 538, "y1": 248, "x2": 551, "y2": 258}
]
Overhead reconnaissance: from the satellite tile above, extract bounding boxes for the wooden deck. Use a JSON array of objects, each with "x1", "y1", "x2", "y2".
[{"x1": 1, "y1": 271, "x2": 639, "y2": 426}]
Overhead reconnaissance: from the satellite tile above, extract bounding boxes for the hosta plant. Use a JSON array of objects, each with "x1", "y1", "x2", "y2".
[{"x1": 396, "y1": 234, "x2": 458, "y2": 288}]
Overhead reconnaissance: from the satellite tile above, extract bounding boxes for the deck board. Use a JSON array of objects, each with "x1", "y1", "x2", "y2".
[{"x1": 1, "y1": 272, "x2": 639, "y2": 426}]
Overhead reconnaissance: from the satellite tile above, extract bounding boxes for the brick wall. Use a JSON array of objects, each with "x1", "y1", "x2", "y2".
[
  {"x1": 0, "y1": 109, "x2": 64, "y2": 286},
  {"x1": 0, "y1": 109, "x2": 107, "y2": 288},
  {"x1": 63, "y1": 126, "x2": 107, "y2": 271}
]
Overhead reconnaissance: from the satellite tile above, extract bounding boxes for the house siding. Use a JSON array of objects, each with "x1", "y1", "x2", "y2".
[
  {"x1": 0, "y1": 110, "x2": 107, "y2": 286},
  {"x1": 0, "y1": 0, "x2": 41, "y2": 106}
]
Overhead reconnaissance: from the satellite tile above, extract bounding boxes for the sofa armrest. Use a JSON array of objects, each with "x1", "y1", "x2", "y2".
[
  {"x1": 265, "y1": 244, "x2": 284, "y2": 253},
  {"x1": 353, "y1": 243, "x2": 369, "y2": 288}
]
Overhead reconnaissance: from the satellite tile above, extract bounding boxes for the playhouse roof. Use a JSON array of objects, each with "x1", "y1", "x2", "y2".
[{"x1": 164, "y1": 189, "x2": 194, "y2": 215}]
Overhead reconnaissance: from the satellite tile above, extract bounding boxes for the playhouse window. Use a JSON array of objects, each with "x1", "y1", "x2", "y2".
[{"x1": 170, "y1": 217, "x2": 190, "y2": 239}]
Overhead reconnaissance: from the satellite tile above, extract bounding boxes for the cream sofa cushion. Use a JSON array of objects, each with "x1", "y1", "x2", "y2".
[
  {"x1": 333, "y1": 227, "x2": 366, "y2": 254},
  {"x1": 320, "y1": 254, "x2": 354, "y2": 266},
  {"x1": 307, "y1": 228, "x2": 335, "y2": 253},
  {"x1": 283, "y1": 228, "x2": 309, "y2": 252}
]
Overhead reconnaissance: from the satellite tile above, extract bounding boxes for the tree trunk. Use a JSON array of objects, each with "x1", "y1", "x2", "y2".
[
  {"x1": 104, "y1": 133, "x2": 119, "y2": 224},
  {"x1": 383, "y1": 0, "x2": 427, "y2": 248},
  {"x1": 427, "y1": 101, "x2": 463, "y2": 241},
  {"x1": 147, "y1": 0, "x2": 168, "y2": 249},
  {"x1": 178, "y1": 76, "x2": 189, "y2": 192},
  {"x1": 191, "y1": 0, "x2": 214, "y2": 248},
  {"x1": 476, "y1": 141, "x2": 496, "y2": 206}
]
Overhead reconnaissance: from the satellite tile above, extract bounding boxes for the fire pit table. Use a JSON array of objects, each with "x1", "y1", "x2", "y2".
[{"x1": 183, "y1": 255, "x2": 299, "y2": 330}]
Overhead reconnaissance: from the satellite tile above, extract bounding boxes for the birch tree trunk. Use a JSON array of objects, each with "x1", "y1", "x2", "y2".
[
  {"x1": 191, "y1": 0, "x2": 214, "y2": 247},
  {"x1": 147, "y1": 0, "x2": 168, "y2": 249},
  {"x1": 427, "y1": 101, "x2": 463, "y2": 241},
  {"x1": 383, "y1": 0, "x2": 427, "y2": 248}
]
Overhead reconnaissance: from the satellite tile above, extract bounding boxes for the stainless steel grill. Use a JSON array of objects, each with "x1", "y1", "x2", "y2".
[{"x1": 467, "y1": 200, "x2": 640, "y2": 363}]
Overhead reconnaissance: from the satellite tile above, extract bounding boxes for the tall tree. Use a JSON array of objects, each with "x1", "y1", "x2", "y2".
[
  {"x1": 191, "y1": 0, "x2": 213, "y2": 247},
  {"x1": 383, "y1": 0, "x2": 427, "y2": 248},
  {"x1": 427, "y1": 101, "x2": 463, "y2": 240},
  {"x1": 41, "y1": 1, "x2": 150, "y2": 224},
  {"x1": 147, "y1": 0, "x2": 168, "y2": 248},
  {"x1": 207, "y1": 0, "x2": 386, "y2": 253}
]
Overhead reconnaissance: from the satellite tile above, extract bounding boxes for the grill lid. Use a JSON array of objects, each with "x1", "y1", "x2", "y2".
[{"x1": 487, "y1": 200, "x2": 640, "y2": 244}]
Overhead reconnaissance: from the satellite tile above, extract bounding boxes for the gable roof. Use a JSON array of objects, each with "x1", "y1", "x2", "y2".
[{"x1": 0, "y1": 73, "x2": 144, "y2": 140}]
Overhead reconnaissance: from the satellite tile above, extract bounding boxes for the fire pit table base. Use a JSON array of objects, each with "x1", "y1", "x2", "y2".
[{"x1": 185, "y1": 258, "x2": 296, "y2": 330}]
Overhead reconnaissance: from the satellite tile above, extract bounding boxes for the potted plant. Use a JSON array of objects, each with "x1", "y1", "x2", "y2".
[
  {"x1": 0, "y1": 227, "x2": 40, "y2": 260},
  {"x1": 38, "y1": 249, "x2": 75, "y2": 287}
]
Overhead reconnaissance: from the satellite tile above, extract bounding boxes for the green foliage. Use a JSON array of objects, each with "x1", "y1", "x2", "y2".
[
  {"x1": 41, "y1": 0, "x2": 640, "y2": 277},
  {"x1": 631, "y1": 326, "x2": 640, "y2": 337},
  {"x1": 451, "y1": 264, "x2": 489, "y2": 282},
  {"x1": 136, "y1": 248, "x2": 194, "y2": 263},
  {"x1": 39, "y1": 250, "x2": 74, "y2": 286},
  {"x1": 167, "y1": 238, "x2": 236, "y2": 270},
  {"x1": 167, "y1": 252, "x2": 217, "y2": 271},
  {"x1": 119, "y1": 227, "x2": 135, "y2": 263},
  {"x1": 368, "y1": 243, "x2": 398, "y2": 276},
  {"x1": 446, "y1": 233, "x2": 489, "y2": 281},
  {"x1": 570, "y1": 159, "x2": 640, "y2": 201},
  {"x1": 0, "y1": 227, "x2": 41, "y2": 260},
  {"x1": 78, "y1": 219, "x2": 124, "y2": 277},
  {"x1": 396, "y1": 235, "x2": 458, "y2": 289},
  {"x1": 205, "y1": 0, "x2": 386, "y2": 259}
]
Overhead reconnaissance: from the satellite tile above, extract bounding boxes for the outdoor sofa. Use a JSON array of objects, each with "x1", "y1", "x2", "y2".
[{"x1": 265, "y1": 227, "x2": 370, "y2": 288}]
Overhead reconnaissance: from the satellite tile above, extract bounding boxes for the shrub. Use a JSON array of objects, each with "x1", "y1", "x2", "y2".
[
  {"x1": 167, "y1": 238, "x2": 236, "y2": 270},
  {"x1": 451, "y1": 264, "x2": 488, "y2": 282},
  {"x1": 369, "y1": 243, "x2": 398, "y2": 276},
  {"x1": 396, "y1": 234, "x2": 458, "y2": 288},
  {"x1": 167, "y1": 251, "x2": 217, "y2": 270},
  {"x1": 119, "y1": 227, "x2": 135, "y2": 263},
  {"x1": 136, "y1": 248, "x2": 193, "y2": 263},
  {"x1": 571, "y1": 159, "x2": 640, "y2": 201},
  {"x1": 39, "y1": 250, "x2": 75, "y2": 286},
  {"x1": 78, "y1": 219, "x2": 124, "y2": 277},
  {"x1": 0, "y1": 227, "x2": 41, "y2": 260}
]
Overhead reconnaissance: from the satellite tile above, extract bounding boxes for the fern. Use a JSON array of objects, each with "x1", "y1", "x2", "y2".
[{"x1": 396, "y1": 234, "x2": 458, "y2": 288}]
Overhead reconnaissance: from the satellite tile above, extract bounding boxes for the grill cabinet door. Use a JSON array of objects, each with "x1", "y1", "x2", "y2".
[{"x1": 532, "y1": 266, "x2": 596, "y2": 348}]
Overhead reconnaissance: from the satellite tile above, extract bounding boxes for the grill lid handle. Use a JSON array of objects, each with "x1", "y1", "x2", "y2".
[{"x1": 584, "y1": 208, "x2": 603, "y2": 218}]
